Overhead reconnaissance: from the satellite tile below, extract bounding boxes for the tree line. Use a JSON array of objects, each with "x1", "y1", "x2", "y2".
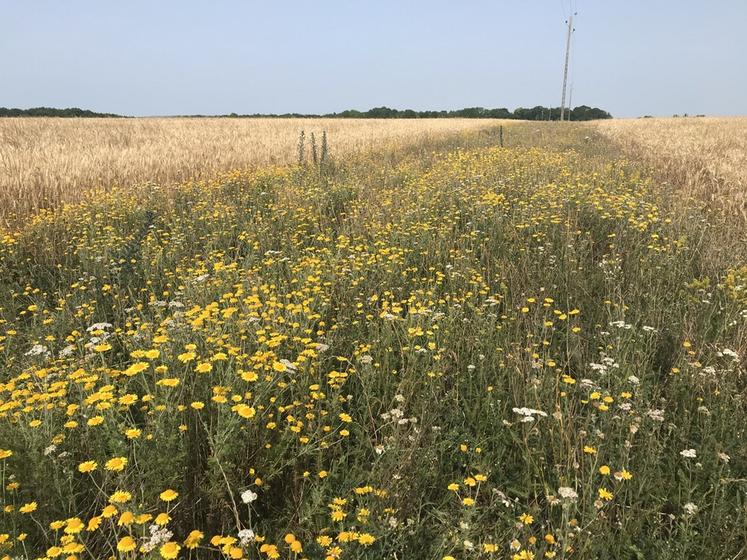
[
  {"x1": 0, "y1": 105, "x2": 613, "y2": 120},
  {"x1": 0, "y1": 107, "x2": 122, "y2": 118},
  {"x1": 226, "y1": 105, "x2": 612, "y2": 120}
]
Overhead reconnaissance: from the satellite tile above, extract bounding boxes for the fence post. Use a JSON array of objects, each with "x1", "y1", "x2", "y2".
[{"x1": 499, "y1": 125, "x2": 504, "y2": 147}]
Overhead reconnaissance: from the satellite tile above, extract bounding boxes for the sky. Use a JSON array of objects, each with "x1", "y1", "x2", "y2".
[{"x1": 2, "y1": 0, "x2": 745, "y2": 118}]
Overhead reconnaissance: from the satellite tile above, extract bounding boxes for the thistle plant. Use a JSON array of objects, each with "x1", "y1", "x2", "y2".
[{"x1": 297, "y1": 130, "x2": 305, "y2": 165}]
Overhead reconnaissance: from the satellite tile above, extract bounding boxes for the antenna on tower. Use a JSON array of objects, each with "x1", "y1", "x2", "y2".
[{"x1": 559, "y1": 12, "x2": 576, "y2": 121}]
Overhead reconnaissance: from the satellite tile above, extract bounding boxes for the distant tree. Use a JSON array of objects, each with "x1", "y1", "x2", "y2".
[{"x1": 570, "y1": 105, "x2": 612, "y2": 120}]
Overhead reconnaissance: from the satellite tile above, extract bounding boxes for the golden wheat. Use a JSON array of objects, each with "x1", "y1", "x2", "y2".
[
  {"x1": 594, "y1": 117, "x2": 747, "y2": 219},
  {"x1": 0, "y1": 117, "x2": 504, "y2": 226}
]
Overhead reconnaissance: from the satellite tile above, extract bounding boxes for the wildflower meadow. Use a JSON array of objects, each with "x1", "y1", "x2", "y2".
[{"x1": 0, "y1": 123, "x2": 745, "y2": 559}]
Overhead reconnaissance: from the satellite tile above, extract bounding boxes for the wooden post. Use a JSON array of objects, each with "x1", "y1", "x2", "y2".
[{"x1": 499, "y1": 125, "x2": 504, "y2": 147}]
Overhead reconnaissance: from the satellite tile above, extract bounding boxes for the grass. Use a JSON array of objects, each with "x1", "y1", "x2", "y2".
[
  {"x1": 0, "y1": 117, "x2": 504, "y2": 227},
  {"x1": 0, "y1": 122, "x2": 745, "y2": 560}
]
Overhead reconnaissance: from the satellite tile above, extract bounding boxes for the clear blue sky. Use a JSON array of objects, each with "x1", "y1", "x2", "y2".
[{"x1": 2, "y1": 0, "x2": 745, "y2": 117}]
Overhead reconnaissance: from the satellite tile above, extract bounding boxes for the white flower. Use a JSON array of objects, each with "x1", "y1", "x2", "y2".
[
  {"x1": 718, "y1": 452, "x2": 731, "y2": 463},
  {"x1": 141, "y1": 524, "x2": 173, "y2": 553},
  {"x1": 238, "y1": 528, "x2": 255, "y2": 545},
  {"x1": 628, "y1": 375, "x2": 640, "y2": 385},
  {"x1": 683, "y1": 502, "x2": 699, "y2": 515},
  {"x1": 241, "y1": 489, "x2": 258, "y2": 504},
  {"x1": 647, "y1": 409, "x2": 665, "y2": 422},
  {"x1": 279, "y1": 359, "x2": 297, "y2": 371},
  {"x1": 86, "y1": 322, "x2": 113, "y2": 332},
  {"x1": 680, "y1": 448, "x2": 697, "y2": 458},
  {"x1": 512, "y1": 407, "x2": 548, "y2": 423},
  {"x1": 25, "y1": 344, "x2": 50, "y2": 357},
  {"x1": 59, "y1": 345, "x2": 76, "y2": 358},
  {"x1": 512, "y1": 407, "x2": 548, "y2": 418},
  {"x1": 558, "y1": 487, "x2": 578, "y2": 501}
]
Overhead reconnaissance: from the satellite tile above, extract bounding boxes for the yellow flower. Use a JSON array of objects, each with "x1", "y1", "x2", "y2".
[
  {"x1": 119, "y1": 394, "x2": 138, "y2": 406},
  {"x1": 78, "y1": 460, "x2": 97, "y2": 473},
  {"x1": 234, "y1": 404, "x2": 256, "y2": 419},
  {"x1": 155, "y1": 512, "x2": 171, "y2": 525},
  {"x1": 178, "y1": 351, "x2": 196, "y2": 362},
  {"x1": 618, "y1": 469, "x2": 633, "y2": 480},
  {"x1": 94, "y1": 343, "x2": 111, "y2": 352},
  {"x1": 195, "y1": 362, "x2": 213, "y2": 374},
  {"x1": 117, "y1": 536, "x2": 136, "y2": 552},
  {"x1": 101, "y1": 504, "x2": 118, "y2": 518},
  {"x1": 462, "y1": 497, "x2": 475, "y2": 506},
  {"x1": 447, "y1": 483, "x2": 459, "y2": 491},
  {"x1": 0, "y1": 449, "x2": 13, "y2": 459},
  {"x1": 241, "y1": 370, "x2": 259, "y2": 382},
  {"x1": 583, "y1": 446, "x2": 597, "y2": 455},
  {"x1": 184, "y1": 530, "x2": 204, "y2": 549},
  {"x1": 118, "y1": 511, "x2": 135, "y2": 526},
  {"x1": 64, "y1": 517, "x2": 84, "y2": 534},
  {"x1": 519, "y1": 512, "x2": 534, "y2": 525},
  {"x1": 599, "y1": 465, "x2": 611, "y2": 475},
  {"x1": 124, "y1": 362, "x2": 149, "y2": 376},
  {"x1": 260, "y1": 544, "x2": 280, "y2": 559},
  {"x1": 160, "y1": 541, "x2": 181, "y2": 559},
  {"x1": 317, "y1": 536, "x2": 333, "y2": 547},
  {"x1": 124, "y1": 428, "x2": 142, "y2": 439},
  {"x1": 190, "y1": 401, "x2": 205, "y2": 410},
  {"x1": 339, "y1": 412, "x2": 352, "y2": 423},
  {"x1": 105, "y1": 456, "x2": 128, "y2": 471},
  {"x1": 157, "y1": 378, "x2": 180, "y2": 387},
  {"x1": 598, "y1": 487, "x2": 614, "y2": 501},
  {"x1": 19, "y1": 502, "x2": 37, "y2": 514},
  {"x1": 160, "y1": 489, "x2": 179, "y2": 502},
  {"x1": 109, "y1": 490, "x2": 132, "y2": 503}
]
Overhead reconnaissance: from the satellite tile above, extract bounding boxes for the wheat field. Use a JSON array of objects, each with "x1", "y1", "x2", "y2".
[
  {"x1": 0, "y1": 117, "x2": 504, "y2": 226},
  {"x1": 594, "y1": 117, "x2": 747, "y2": 220}
]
